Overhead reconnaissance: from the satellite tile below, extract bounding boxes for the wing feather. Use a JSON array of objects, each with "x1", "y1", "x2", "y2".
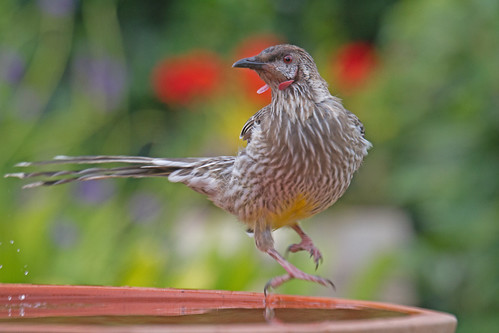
[{"x1": 240, "y1": 106, "x2": 270, "y2": 142}]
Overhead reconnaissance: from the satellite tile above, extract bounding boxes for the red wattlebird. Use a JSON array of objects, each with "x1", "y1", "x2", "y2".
[{"x1": 6, "y1": 45, "x2": 371, "y2": 293}]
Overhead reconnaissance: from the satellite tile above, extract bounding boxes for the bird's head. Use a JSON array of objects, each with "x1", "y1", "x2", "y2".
[{"x1": 233, "y1": 44, "x2": 328, "y2": 97}]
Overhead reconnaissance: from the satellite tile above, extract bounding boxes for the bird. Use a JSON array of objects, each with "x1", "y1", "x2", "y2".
[{"x1": 5, "y1": 44, "x2": 372, "y2": 293}]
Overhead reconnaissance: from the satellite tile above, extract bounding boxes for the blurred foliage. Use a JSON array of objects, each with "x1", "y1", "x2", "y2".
[
  {"x1": 358, "y1": 0, "x2": 499, "y2": 330},
  {"x1": 0, "y1": 0, "x2": 498, "y2": 332}
]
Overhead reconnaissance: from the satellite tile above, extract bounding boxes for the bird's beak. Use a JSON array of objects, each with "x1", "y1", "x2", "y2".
[{"x1": 232, "y1": 56, "x2": 265, "y2": 69}]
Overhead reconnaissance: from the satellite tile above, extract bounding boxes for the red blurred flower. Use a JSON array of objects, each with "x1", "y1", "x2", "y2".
[
  {"x1": 234, "y1": 34, "x2": 284, "y2": 105},
  {"x1": 331, "y1": 41, "x2": 378, "y2": 93},
  {"x1": 152, "y1": 50, "x2": 224, "y2": 107}
]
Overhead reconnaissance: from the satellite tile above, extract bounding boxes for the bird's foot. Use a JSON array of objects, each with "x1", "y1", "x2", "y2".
[
  {"x1": 286, "y1": 225, "x2": 323, "y2": 269},
  {"x1": 256, "y1": 226, "x2": 334, "y2": 296},
  {"x1": 264, "y1": 271, "x2": 335, "y2": 296},
  {"x1": 286, "y1": 239, "x2": 323, "y2": 269}
]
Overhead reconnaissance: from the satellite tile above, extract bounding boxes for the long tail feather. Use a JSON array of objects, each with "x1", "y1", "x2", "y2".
[
  {"x1": 5, "y1": 155, "x2": 197, "y2": 189},
  {"x1": 6, "y1": 166, "x2": 139, "y2": 179},
  {"x1": 14, "y1": 155, "x2": 198, "y2": 167},
  {"x1": 19, "y1": 169, "x2": 173, "y2": 189},
  {"x1": 5, "y1": 155, "x2": 235, "y2": 195}
]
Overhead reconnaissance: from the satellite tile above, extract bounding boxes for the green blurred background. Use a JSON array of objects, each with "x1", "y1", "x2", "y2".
[{"x1": 1, "y1": 0, "x2": 498, "y2": 331}]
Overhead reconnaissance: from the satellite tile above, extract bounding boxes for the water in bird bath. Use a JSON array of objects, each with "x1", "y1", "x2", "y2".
[{"x1": 1, "y1": 307, "x2": 404, "y2": 326}]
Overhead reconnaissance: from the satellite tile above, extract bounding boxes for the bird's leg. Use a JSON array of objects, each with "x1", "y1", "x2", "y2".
[
  {"x1": 286, "y1": 223, "x2": 323, "y2": 269},
  {"x1": 254, "y1": 222, "x2": 334, "y2": 295}
]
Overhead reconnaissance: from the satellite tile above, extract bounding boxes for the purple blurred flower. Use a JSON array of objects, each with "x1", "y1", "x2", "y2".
[
  {"x1": 15, "y1": 87, "x2": 44, "y2": 119},
  {"x1": 50, "y1": 218, "x2": 80, "y2": 249},
  {"x1": 37, "y1": 0, "x2": 77, "y2": 17},
  {"x1": 73, "y1": 54, "x2": 127, "y2": 111},
  {"x1": 129, "y1": 191, "x2": 163, "y2": 224},
  {"x1": 73, "y1": 180, "x2": 116, "y2": 204},
  {"x1": 0, "y1": 49, "x2": 25, "y2": 84}
]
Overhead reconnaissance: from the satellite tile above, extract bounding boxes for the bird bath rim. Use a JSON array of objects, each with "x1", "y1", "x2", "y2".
[{"x1": 0, "y1": 283, "x2": 456, "y2": 333}]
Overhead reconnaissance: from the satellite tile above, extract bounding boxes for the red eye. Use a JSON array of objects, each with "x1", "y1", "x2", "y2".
[{"x1": 283, "y1": 55, "x2": 292, "y2": 63}]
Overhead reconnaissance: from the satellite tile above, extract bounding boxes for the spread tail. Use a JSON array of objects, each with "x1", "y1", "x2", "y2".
[
  {"x1": 4, "y1": 155, "x2": 214, "y2": 189},
  {"x1": 6, "y1": 155, "x2": 235, "y2": 196}
]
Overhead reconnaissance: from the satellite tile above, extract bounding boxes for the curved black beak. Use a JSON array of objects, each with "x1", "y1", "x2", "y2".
[{"x1": 232, "y1": 56, "x2": 265, "y2": 69}]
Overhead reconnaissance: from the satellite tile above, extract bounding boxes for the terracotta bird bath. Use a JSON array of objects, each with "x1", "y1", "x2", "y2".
[{"x1": 0, "y1": 284, "x2": 456, "y2": 332}]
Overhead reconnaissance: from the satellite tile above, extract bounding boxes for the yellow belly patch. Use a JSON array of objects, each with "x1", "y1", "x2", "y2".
[{"x1": 268, "y1": 194, "x2": 316, "y2": 229}]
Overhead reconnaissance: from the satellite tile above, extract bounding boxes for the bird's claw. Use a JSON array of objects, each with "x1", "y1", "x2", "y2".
[
  {"x1": 264, "y1": 272, "x2": 335, "y2": 295},
  {"x1": 286, "y1": 242, "x2": 323, "y2": 270},
  {"x1": 263, "y1": 279, "x2": 275, "y2": 298}
]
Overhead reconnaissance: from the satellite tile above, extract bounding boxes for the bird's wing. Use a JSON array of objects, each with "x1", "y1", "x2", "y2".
[
  {"x1": 345, "y1": 110, "x2": 367, "y2": 138},
  {"x1": 240, "y1": 105, "x2": 270, "y2": 142}
]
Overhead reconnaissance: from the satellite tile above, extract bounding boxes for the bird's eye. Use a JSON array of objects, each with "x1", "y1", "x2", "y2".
[{"x1": 283, "y1": 55, "x2": 293, "y2": 64}]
